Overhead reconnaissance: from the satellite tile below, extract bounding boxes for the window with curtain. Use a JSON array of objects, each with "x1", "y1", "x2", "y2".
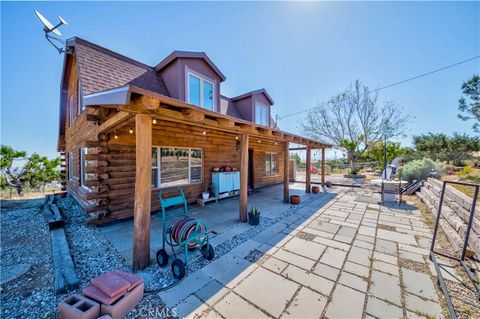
[
  {"x1": 255, "y1": 102, "x2": 269, "y2": 126},
  {"x1": 188, "y1": 73, "x2": 214, "y2": 110},
  {"x1": 265, "y1": 153, "x2": 278, "y2": 175},
  {"x1": 151, "y1": 147, "x2": 203, "y2": 188},
  {"x1": 80, "y1": 148, "x2": 88, "y2": 187}
]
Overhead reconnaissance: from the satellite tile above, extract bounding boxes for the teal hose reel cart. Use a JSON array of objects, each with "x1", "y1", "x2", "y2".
[{"x1": 156, "y1": 188, "x2": 214, "y2": 279}]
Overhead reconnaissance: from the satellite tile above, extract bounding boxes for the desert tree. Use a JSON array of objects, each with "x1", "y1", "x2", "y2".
[
  {"x1": 0, "y1": 145, "x2": 61, "y2": 196},
  {"x1": 301, "y1": 80, "x2": 407, "y2": 174},
  {"x1": 458, "y1": 74, "x2": 480, "y2": 133}
]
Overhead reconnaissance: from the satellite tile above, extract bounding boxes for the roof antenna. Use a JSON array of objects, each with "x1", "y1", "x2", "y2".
[{"x1": 35, "y1": 10, "x2": 68, "y2": 54}]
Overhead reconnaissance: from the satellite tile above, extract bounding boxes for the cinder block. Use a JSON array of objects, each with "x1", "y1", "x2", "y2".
[
  {"x1": 58, "y1": 294, "x2": 100, "y2": 319},
  {"x1": 101, "y1": 283, "x2": 144, "y2": 319}
]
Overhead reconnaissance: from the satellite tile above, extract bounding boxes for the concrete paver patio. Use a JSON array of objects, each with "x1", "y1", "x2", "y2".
[{"x1": 146, "y1": 186, "x2": 447, "y2": 319}]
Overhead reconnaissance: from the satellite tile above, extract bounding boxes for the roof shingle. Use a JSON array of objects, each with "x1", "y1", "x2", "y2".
[{"x1": 71, "y1": 38, "x2": 169, "y2": 97}]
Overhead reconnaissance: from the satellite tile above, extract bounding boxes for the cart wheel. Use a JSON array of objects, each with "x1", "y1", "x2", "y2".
[
  {"x1": 156, "y1": 249, "x2": 169, "y2": 267},
  {"x1": 202, "y1": 243, "x2": 215, "y2": 261},
  {"x1": 171, "y1": 259, "x2": 186, "y2": 279}
]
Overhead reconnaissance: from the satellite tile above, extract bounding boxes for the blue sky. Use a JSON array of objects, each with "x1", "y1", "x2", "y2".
[{"x1": 1, "y1": 1, "x2": 479, "y2": 160}]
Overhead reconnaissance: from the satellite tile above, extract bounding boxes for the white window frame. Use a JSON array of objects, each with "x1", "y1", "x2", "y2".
[
  {"x1": 186, "y1": 70, "x2": 215, "y2": 111},
  {"x1": 152, "y1": 146, "x2": 203, "y2": 189},
  {"x1": 80, "y1": 148, "x2": 88, "y2": 188},
  {"x1": 265, "y1": 153, "x2": 278, "y2": 175},
  {"x1": 68, "y1": 153, "x2": 73, "y2": 180},
  {"x1": 68, "y1": 96, "x2": 74, "y2": 126},
  {"x1": 255, "y1": 102, "x2": 270, "y2": 126},
  {"x1": 77, "y1": 81, "x2": 85, "y2": 115}
]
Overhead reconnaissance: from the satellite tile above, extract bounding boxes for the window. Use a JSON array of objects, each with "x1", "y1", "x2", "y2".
[
  {"x1": 255, "y1": 102, "x2": 269, "y2": 126},
  {"x1": 151, "y1": 147, "x2": 203, "y2": 188},
  {"x1": 188, "y1": 72, "x2": 214, "y2": 110},
  {"x1": 80, "y1": 148, "x2": 88, "y2": 187},
  {"x1": 77, "y1": 81, "x2": 84, "y2": 115},
  {"x1": 68, "y1": 153, "x2": 73, "y2": 180},
  {"x1": 265, "y1": 153, "x2": 278, "y2": 175},
  {"x1": 69, "y1": 96, "x2": 74, "y2": 126}
]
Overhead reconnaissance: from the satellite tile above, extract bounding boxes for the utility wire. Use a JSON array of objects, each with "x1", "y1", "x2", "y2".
[{"x1": 276, "y1": 55, "x2": 480, "y2": 121}]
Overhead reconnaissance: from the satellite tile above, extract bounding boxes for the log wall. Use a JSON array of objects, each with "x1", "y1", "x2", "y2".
[{"x1": 67, "y1": 118, "x2": 285, "y2": 224}]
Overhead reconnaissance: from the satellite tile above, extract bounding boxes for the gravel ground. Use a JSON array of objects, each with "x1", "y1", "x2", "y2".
[{"x1": 1, "y1": 199, "x2": 56, "y2": 318}]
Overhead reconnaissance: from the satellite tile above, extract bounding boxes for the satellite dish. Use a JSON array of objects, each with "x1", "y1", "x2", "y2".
[
  {"x1": 35, "y1": 10, "x2": 63, "y2": 36},
  {"x1": 34, "y1": 10, "x2": 68, "y2": 54}
]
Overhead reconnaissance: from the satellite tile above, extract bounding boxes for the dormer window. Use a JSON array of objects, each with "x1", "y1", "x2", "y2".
[
  {"x1": 255, "y1": 102, "x2": 270, "y2": 126},
  {"x1": 188, "y1": 72, "x2": 214, "y2": 110}
]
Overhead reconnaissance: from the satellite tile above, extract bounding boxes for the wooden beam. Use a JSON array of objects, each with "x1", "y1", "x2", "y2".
[
  {"x1": 132, "y1": 114, "x2": 152, "y2": 270},
  {"x1": 216, "y1": 118, "x2": 235, "y2": 128},
  {"x1": 133, "y1": 96, "x2": 160, "y2": 110},
  {"x1": 239, "y1": 134, "x2": 249, "y2": 222},
  {"x1": 257, "y1": 128, "x2": 272, "y2": 137},
  {"x1": 182, "y1": 109, "x2": 205, "y2": 122},
  {"x1": 289, "y1": 147, "x2": 307, "y2": 151},
  {"x1": 238, "y1": 123, "x2": 257, "y2": 134},
  {"x1": 284, "y1": 141, "x2": 290, "y2": 203},
  {"x1": 321, "y1": 147, "x2": 326, "y2": 186},
  {"x1": 272, "y1": 131, "x2": 284, "y2": 139},
  {"x1": 306, "y1": 146, "x2": 311, "y2": 193}
]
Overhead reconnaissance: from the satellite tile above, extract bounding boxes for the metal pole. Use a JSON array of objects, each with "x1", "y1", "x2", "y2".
[
  {"x1": 460, "y1": 185, "x2": 479, "y2": 261},
  {"x1": 430, "y1": 181, "x2": 447, "y2": 254},
  {"x1": 383, "y1": 134, "x2": 387, "y2": 180}
]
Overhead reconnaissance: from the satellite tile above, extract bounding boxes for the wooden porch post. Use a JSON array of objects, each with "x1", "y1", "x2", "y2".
[
  {"x1": 306, "y1": 146, "x2": 311, "y2": 193},
  {"x1": 132, "y1": 114, "x2": 152, "y2": 270},
  {"x1": 321, "y1": 147, "x2": 326, "y2": 186},
  {"x1": 239, "y1": 134, "x2": 249, "y2": 222},
  {"x1": 284, "y1": 141, "x2": 290, "y2": 203}
]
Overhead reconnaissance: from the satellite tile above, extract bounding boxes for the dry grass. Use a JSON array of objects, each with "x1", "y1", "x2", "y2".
[{"x1": 404, "y1": 194, "x2": 480, "y2": 319}]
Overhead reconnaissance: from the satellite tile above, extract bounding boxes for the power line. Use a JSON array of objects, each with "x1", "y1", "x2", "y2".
[{"x1": 276, "y1": 55, "x2": 480, "y2": 120}]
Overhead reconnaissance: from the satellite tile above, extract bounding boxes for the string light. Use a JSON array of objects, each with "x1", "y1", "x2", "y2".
[
  {"x1": 235, "y1": 136, "x2": 239, "y2": 140},
  {"x1": 152, "y1": 117, "x2": 157, "y2": 124},
  {"x1": 258, "y1": 139, "x2": 261, "y2": 143},
  {"x1": 129, "y1": 127, "x2": 134, "y2": 134},
  {"x1": 114, "y1": 131, "x2": 118, "y2": 139},
  {"x1": 202, "y1": 131, "x2": 207, "y2": 135}
]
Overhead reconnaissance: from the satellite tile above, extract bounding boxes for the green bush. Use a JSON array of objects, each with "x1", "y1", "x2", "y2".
[{"x1": 396, "y1": 158, "x2": 445, "y2": 182}]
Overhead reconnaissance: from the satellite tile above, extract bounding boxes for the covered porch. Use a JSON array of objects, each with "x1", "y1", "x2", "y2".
[
  {"x1": 99, "y1": 182, "x2": 326, "y2": 266},
  {"x1": 84, "y1": 86, "x2": 330, "y2": 269}
]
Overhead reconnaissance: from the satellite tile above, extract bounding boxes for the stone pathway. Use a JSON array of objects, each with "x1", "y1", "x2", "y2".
[{"x1": 161, "y1": 189, "x2": 446, "y2": 319}]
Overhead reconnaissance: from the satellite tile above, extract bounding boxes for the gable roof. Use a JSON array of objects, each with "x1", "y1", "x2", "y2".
[
  {"x1": 154, "y1": 50, "x2": 227, "y2": 81},
  {"x1": 68, "y1": 37, "x2": 170, "y2": 97},
  {"x1": 231, "y1": 89, "x2": 274, "y2": 105}
]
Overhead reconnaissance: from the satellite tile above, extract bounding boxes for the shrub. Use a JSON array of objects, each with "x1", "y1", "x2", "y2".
[
  {"x1": 396, "y1": 158, "x2": 445, "y2": 182},
  {"x1": 456, "y1": 166, "x2": 474, "y2": 176}
]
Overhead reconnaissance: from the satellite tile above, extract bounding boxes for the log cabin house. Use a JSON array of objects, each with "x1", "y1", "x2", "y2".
[{"x1": 58, "y1": 37, "x2": 330, "y2": 268}]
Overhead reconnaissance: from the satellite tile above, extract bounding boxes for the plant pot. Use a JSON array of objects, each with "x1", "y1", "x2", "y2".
[
  {"x1": 202, "y1": 192, "x2": 209, "y2": 200},
  {"x1": 311, "y1": 186, "x2": 320, "y2": 194},
  {"x1": 290, "y1": 195, "x2": 301, "y2": 205},
  {"x1": 248, "y1": 213, "x2": 260, "y2": 225}
]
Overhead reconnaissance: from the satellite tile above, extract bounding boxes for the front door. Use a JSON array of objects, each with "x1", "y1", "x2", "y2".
[{"x1": 248, "y1": 149, "x2": 254, "y2": 189}]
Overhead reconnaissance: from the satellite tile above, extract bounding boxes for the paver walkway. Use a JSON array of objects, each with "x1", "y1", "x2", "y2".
[{"x1": 160, "y1": 188, "x2": 446, "y2": 318}]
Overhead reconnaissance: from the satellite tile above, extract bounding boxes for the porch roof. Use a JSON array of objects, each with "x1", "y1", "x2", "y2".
[{"x1": 84, "y1": 85, "x2": 332, "y2": 149}]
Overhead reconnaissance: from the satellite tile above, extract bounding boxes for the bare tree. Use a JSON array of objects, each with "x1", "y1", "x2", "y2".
[{"x1": 301, "y1": 80, "x2": 407, "y2": 174}]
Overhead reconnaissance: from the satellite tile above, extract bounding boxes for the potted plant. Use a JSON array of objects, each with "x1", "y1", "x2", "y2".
[
  {"x1": 290, "y1": 195, "x2": 301, "y2": 205},
  {"x1": 248, "y1": 205, "x2": 260, "y2": 225},
  {"x1": 202, "y1": 182, "x2": 210, "y2": 200}
]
